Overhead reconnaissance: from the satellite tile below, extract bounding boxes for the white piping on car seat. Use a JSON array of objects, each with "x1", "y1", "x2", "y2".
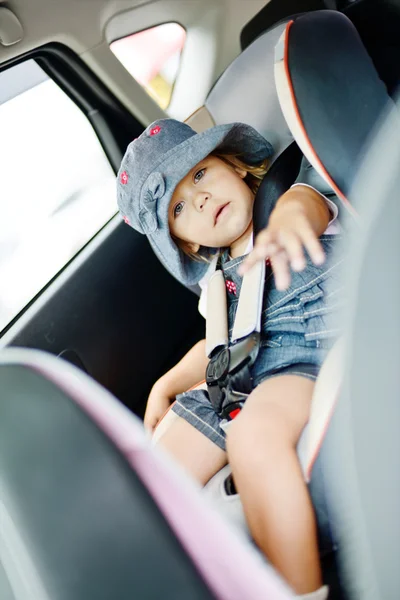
[
  {"x1": 274, "y1": 22, "x2": 355, "y2": 214},
  {"x1": 274, "y1": 25, "x2": 335, "y2": 194},
  {"x1": 305, "y1": 338, "x2": 343, "y2": 481}
]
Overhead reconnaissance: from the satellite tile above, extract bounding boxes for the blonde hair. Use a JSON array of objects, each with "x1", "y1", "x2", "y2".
[
  {"x1": 213, "y1": 152, "x2": 270, "y2": 195},
  {"x1": 174, "y1": 152, "x2": 270, "y2": 261}
]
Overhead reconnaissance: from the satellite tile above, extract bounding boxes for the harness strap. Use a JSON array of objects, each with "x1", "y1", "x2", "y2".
[{"x1": 206, "y1": 260, "x2": 265, "y2": 357}]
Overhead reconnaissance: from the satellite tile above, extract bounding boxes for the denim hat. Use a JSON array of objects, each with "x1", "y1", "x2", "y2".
[{"x1": 117, "y1": 118, "x2": 273, "y2": 286}]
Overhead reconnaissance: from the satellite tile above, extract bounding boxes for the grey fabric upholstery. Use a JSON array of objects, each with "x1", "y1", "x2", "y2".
[
  {"x1": 321, "y1": 101, "x2": 400, "y2": 600},
  {"x1": 206, "y1": 22, "x2": 293, "y2": 159},
  {"x1": 0, "y1": 560, "x2": 15, "y2": 600}
]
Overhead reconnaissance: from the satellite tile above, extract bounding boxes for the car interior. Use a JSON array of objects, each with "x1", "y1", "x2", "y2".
[{"x1": 1, "y1": 1, "x2": 399, "y2": 599}]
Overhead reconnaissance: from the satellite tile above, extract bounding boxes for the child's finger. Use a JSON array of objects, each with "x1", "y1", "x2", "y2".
[
  {"x1": 300, "y1": 224, "x2": 326, "y2": 265},
  {"x1": 271, "y1": 249, "x2": 291, "y2": 290},
  {"x1": 238, "y1": 240, "x2": 279, "y2": 275},
  {"x1": 278, "y1": 230, "x2": 306, "y2": 272},
  {"x1": 254, "y1": 228, "x2": 274, "y2": 247}
]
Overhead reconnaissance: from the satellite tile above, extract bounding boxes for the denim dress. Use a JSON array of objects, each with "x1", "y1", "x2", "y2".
[{"x1": 172, "y1": 233, "x2": 343, "y2": 451}]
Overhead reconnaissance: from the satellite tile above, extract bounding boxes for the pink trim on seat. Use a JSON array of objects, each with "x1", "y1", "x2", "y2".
[{"x1": 5, "y1": 350, "x2": 293, "y2": 600}]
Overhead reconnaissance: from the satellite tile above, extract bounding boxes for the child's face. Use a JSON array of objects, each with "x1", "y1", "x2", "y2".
[{"x1": 168, "y1": 156, "x2": 254, "y2": 252}]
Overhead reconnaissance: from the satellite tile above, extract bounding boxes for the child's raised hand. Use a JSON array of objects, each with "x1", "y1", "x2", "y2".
[{"x1": 238, "y1": 186, "x2": 329, "y2": 290}]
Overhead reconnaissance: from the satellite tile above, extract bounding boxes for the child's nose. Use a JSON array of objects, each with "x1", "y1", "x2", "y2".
[{"x1": 195, "y1": 192, "x2": 210, "y2": 211}]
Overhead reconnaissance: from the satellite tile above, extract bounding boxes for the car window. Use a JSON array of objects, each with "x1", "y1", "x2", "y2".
[
  {"x1": 0, "y1": 60, "x2": 117, "y2": 332},
  {"x1": 110, "y1": 22, "x2": 186, "y2": 110}
]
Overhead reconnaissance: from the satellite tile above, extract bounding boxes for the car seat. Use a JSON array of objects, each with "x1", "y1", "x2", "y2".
[
  {"x1": 154, "y1": 9, "x2": 398, "y2": 597},
  {"x1": 156, "y1": 9, "x2": 352, "y2": 531},
  {"x1": 0, "y1": 347, "x2": 294, "y2": 600}
]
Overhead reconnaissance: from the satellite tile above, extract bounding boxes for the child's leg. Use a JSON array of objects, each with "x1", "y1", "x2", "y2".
[
  {"x1": 226, "y1": 374, "x2": 321, "y2": 595},
  {"x1": 156, "y1": 415, "x2": 227, "y2": 485}
]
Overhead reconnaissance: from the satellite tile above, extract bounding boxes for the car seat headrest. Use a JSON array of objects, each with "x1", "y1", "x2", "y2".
[
  {"x1": 274, "y1": 10, "x2": 397, "y2": 206},
  {"x1": 240, "y1": 0, "x2": 341, "y2": 51},
  {"x1": 186, "y1": 21, "x2": 294, "y2": 160}
]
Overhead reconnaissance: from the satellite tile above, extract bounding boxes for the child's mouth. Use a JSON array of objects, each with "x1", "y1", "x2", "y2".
[{"x1": 214, "y1": 203, "x2": 230, "y2": 225}]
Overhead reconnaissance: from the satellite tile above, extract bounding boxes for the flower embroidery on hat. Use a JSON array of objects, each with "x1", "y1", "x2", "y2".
[
  {"x1": 150, "y1": 125, "x2": 161, "y2": 136},
  {"x1": 123, "y1": 216, "x2": 130, "y2": 225},
  {"x1": 120, "y1": 171, "x2": 129, "y2": 185},
  {"x1": 226, "y1": 280, "x2": 237, "y2": 295}
]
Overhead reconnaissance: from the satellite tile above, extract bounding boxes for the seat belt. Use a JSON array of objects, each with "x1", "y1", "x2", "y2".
[{"x1": 205, "y1": 142, "x2": 303, "y2": 427}]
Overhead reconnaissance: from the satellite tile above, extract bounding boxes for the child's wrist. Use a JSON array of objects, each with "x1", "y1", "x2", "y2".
[
  {"x1": 274, "y1": 186, "x2": 329, "y2": 233},
  {"x1": 272, "y1": 194, "x2": 307, "y2": 222}
]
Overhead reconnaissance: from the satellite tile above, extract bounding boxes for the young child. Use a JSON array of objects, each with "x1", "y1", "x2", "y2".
[{"x1": 117, "y1": 119, "x2": 342, "y2": 600}]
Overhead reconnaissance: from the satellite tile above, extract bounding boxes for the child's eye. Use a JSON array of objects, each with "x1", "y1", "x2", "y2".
[
  {"x1": 194, "y1": 168, "x2": 205, "y2": 183},
  {"x1": 174, "y1": 201, "x2": 184, "y2": 217}
]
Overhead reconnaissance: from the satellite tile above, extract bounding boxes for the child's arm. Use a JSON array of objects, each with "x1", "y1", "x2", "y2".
[
  {"x1": 239, "y1": 184, "x2": 330, "y2": 290},
  {"x1": 144, "y1": 339, "x2": 208, "y2": 431}
]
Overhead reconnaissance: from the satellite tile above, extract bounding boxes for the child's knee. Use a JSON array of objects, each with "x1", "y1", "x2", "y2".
[{"x1": 226, "y1": 400, "x2": 299, "y2": 461}]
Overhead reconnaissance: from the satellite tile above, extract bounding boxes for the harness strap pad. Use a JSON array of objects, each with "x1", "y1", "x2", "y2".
[
  {"x1": 206, "y1": 270, "x2": 228, "y2": 357},
  {"x1": 232, "y1": 260, "x2": 265, "y2": 342}
]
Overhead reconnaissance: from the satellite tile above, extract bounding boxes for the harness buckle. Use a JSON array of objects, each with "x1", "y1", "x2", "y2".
[{"x1": 206, "y1": 332, "x2": 260, "y2": 420}]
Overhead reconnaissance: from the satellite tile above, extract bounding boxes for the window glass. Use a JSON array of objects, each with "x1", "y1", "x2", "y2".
[
  {"x1": 0, "y1": 60, "x2": 116, "y2": 331},
  {"x1": 110, "y1": 23, "x2": 186, "y2": 110}
]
